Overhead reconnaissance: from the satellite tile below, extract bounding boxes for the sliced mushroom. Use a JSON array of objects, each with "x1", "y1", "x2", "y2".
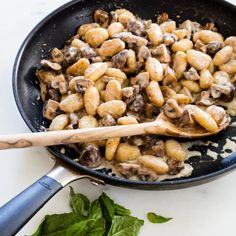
[
  {"x1": 137, "y1": 45, "x2": 151, "y2": 63},
  {"x1": 130, "y1": 72, "x2": 149, "y2": 90},
  {"x1": 94, "y1": 9, "x2": 110, "y2": 28},
  {"x1": 43, "y1": 99, "x2": 59, "y2": 120},
  {"x1": 113, "y1": 32, "x2": 148, "y2": 47},
  {"x1": 179, "y1": 108, "x2": 195, "y2": 127},
  {"x1": 162, "y1": 67, "x2": 179, "y2": 90},
  {"x1": 46, "y1": 88, "x2": 60, "y2": 102},
  {"x1": 179, "y1": 20, "x2": 201, "y2": 39},
  {"x1": 112, "y1": 49, "x2": 129, "y2": 69},
  {"x1": 36, "y1": 69, "x2": 57, "y2": 84},
  {"x1": 142, "y1": 140, "x2": 165, "y2": 157},
  {"x1": 117, "y1": 163, "x2": 158, "y2": 181},
  {"x1": 100, "y1": 114, "x2": 116, "y2": 126},
  {"x1": 127, "y1": 20, "x2": 145, "y2": 36},
  {"x1": 80, "y1": 46, "x2": 96, "y2": 59},
  {"x1": 167, "y1": 159, "x2": 184, "y2": 175},
  {"x1": 183, "y1": 67, "x2": 200, "y2": 81},
  {"x1": 125, "y1": 85, "x2": 139, "y2": 103},
  {"x1": 163, "y1": 33, "x2": 177, "y2": 46},
  {"x1": 117, "y1": 163, "x2": 139, "y2": 179},
  {"x1": 128, "y1": 93, "x2": 145, "y2": 113},
  {"x1": 163, "y1": 98, "x2": 183, "y2": 118},
  {"x1": 69, "y1": 76, "x2": 94, "y2": 93},
  {"x1": 195, "y1": 91, "x2": 214, "y2": 106},
  {"x1": 40, "y1": 59, "x2": 61, "y2": 71},
  {"x1": 138, "y1": 166, "x2": 159, "y2": 181},
  {"x1": 210, "y1": 82, "x2": 235, "y2": 102},
  {"x1": 127, "y1": 135, "x2": 146, "y2": 146},
  {"x1": 206, "y1": 41, "x2": 224, "y2": 55},
  {"x1": 210, "y1": 84, "x2": 222, "y2": 99},
  {"x1": 78, "y1": 143, "x2": 101, "y2": 168},
  {"x1": 151, "y1": 44, "x2": 171, "y2": 63},
  {"x1": 50, "y1": 48, "x2": 64, "y2": 64},
  {"x1": 63, "y1": 46, "x2": 79, "y2": 64}
]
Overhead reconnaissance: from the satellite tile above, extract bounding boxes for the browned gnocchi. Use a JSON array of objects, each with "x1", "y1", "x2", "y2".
[{"x1": 37, "y1": 8, "x2": 235, "y2": 182}]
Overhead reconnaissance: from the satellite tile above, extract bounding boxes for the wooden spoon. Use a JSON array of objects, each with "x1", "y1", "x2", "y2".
[{"x1": 0, "y1": 113, "x2": 230, "y2": 150}]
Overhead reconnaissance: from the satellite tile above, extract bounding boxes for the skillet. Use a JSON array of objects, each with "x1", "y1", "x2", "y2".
[{"x1": 1, "y1": 0, "x2": 236, "y2": 235}]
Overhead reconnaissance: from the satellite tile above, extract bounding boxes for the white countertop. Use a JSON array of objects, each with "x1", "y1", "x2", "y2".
[{"x1": 0, "y1": 0, "x2": 236, "y2": 235}]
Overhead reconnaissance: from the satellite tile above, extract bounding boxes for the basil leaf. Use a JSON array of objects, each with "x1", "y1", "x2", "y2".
[
  {"x1": 69, "y1": 186, "x2": 90, "y2": 216},
  {"x1": 31, "y1": 213, "x2": 85, "y2": 236},
  {"x1": 98, "y1": 192, "x2": 132, "y2": 233},
  {"x1": 89, "y1": 200, "x2": 102, "y2": 220},
  {"x1": 147, "y1": 212, "x2": 172, "y2": 223},
  {"x1": 66, "y1": 218, "x2": 105, "y2": 236},
  {"x1": 99, "y1": 192, "x2": 115, "y2": 220},
  {"x1": 31, "y1": 222, "x2": 44, "y2": 236},
  {"x1": 113, "y1": 203, "x2": 131, "y2": 216},
  {"x1": 32, "y1": 190, "x2": 141, "y2": 236},
  {"x1": 98, "y1": 192, "x2": 115, "y2": 232},
  {"x1": 108, "y1": 216, "x2": 144, "y2": 236}
]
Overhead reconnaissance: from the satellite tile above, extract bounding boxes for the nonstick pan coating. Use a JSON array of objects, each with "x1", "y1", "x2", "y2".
[{"x1": 13, "y1": 0, "x2": 236, "y2": 189}]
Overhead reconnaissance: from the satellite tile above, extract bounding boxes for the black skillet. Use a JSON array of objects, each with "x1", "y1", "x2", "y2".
[{"x1": 0, "y1": 0, "x2": 236, "y2": 235}]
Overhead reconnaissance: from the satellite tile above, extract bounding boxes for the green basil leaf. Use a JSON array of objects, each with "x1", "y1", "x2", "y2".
[
  {"x1": 113, "y1": 203, "x2": 131, "y2": 216},
  {"x1": 89, "y1": 200, "x2": 102, "y2": 220},
  {"x1": 107, "y1": 216, "x2": 144, "y2": 236},
  {"x1": 66, "y1": 218, "x2": 105, "y2": 236},
  {"x1": 31, "y1": 221, "x2": 44, "y2": 236},
  {"x1": 98, "y1": 192, "x2": 115, "y2": 232},
  {"x1": 31, "y1": 213, "x2": 85, "y2": 236},
  {"x1": 69, "y1": 186, "x2": 90, "y2": 216},
  {"x1": 99, "y1": 192, "x2": 115, "y2": 220},
  {"x1": 147, "y1": 212, "x2": 172, "y2": 224}
]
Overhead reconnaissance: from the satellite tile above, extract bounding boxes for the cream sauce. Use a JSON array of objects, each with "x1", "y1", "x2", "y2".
[
  {"x1": 220, "y1": 138, "x2": 235, "y2": 158},
  {"x1": 97, "y1": 160, "x2": 193, "y2": 181},
  {"x1": 157, "y1": 164, "x2": 193, "y2": 181},
  {"x1": 82, "y1": 135, "x2": 236, "y2": 182},
  {"x1": 206, "y1": 149, "x2": 218, "y2": 160}
]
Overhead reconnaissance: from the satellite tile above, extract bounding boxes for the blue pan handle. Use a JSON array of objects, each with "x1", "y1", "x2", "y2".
[
  {"x1": 0, "y1": 175, "x2": 62, "y2": 236},
  {"x1": 0, "y1": 163, "x2": 104, "y2": 236}
]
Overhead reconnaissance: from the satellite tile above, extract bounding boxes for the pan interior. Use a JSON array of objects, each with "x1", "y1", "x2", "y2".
[{"x1": 13, "y1": 0, "x2": 236, "y2": 189}]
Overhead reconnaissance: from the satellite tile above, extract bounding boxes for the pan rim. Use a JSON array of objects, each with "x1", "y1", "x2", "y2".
[{"x1": 12, "y1": 0, "x2": 236, "y2": 189}]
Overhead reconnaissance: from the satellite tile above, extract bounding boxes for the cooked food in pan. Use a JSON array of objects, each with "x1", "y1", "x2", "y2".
[{"x1": 37, "y1": 9, "x2": 236, "y2": 181}]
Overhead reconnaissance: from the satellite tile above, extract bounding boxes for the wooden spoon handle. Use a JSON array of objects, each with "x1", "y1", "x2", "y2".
[{"x1": 0, "y1": 122, "x2": 157, "y2": 150}]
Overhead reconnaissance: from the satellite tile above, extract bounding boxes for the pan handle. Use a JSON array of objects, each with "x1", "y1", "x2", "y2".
[{"x1": 0, "y1": 162, "x2": 104, "y2": 236}]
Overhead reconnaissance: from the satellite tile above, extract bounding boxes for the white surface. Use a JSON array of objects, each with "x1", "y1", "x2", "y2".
[{"x1": 0, "y1": 0, "x2": 236, "y2": 235}]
